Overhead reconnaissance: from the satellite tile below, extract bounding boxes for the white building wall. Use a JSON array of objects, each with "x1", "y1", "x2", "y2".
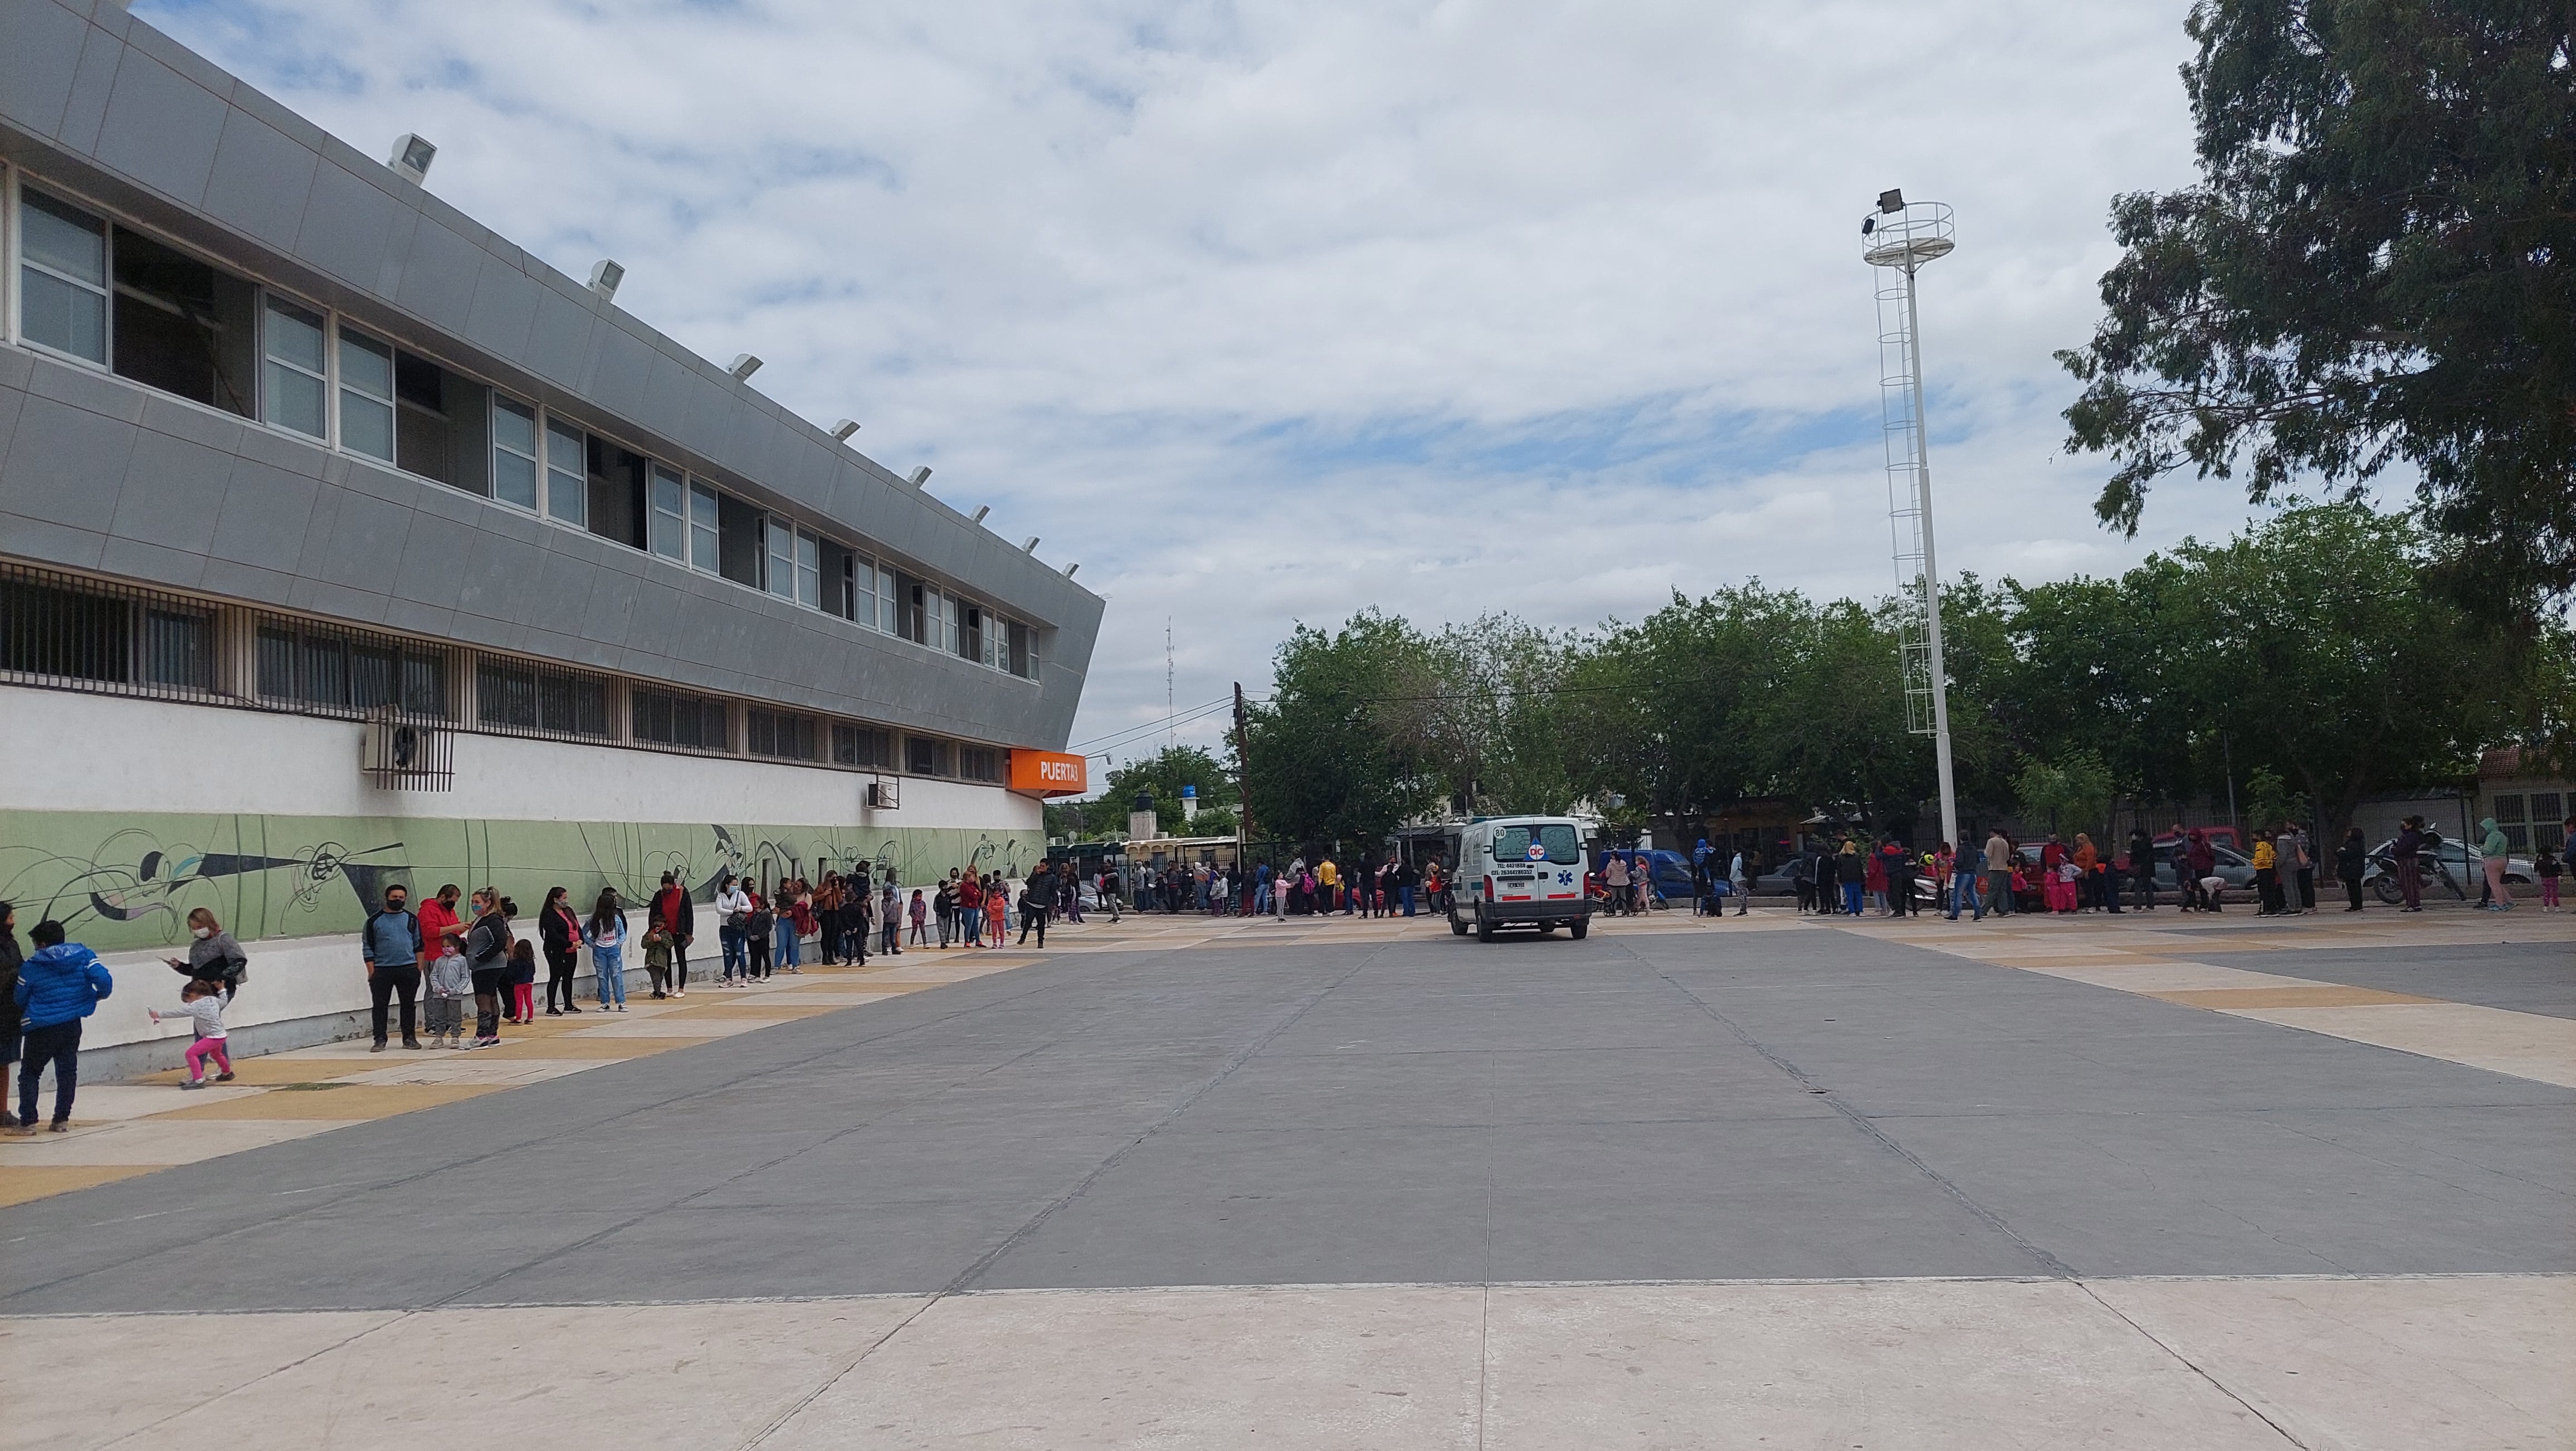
[{"x1": 0, "y1": 685, "x2": 1040, "y2": 834}]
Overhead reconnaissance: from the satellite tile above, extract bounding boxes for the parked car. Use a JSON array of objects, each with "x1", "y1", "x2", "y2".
[
  {"x1": 2008, "y1": 841, "x2": 2254, "y2": 908},
  {"x1": 2149, "y1": 840, "x2": 2257, "y2": 899},
  {"x1": 2360, "y1": 838, "x2": 2534, "y2": 903}
]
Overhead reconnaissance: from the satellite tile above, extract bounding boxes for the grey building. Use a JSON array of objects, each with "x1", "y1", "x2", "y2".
[{"x1": 0, "y1": 0, "x2": 1104, "y2": 886}]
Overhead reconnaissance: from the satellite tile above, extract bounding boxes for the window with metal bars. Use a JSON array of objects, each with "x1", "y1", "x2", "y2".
[
  {"x1": 832, "y1": 723, "x2": 891, "y2": 768},
  {"x1": 475, "y1": 658, "x2": 610, "y2": 738},
  {"x1": 255, "y1": 620, "x2": 447, "y2": 717},
  {"x1": 905, "y1": 735, "x2": 949, "y2": 777},
  {"x1": 748, "y1": 709, "x2": 817, "y2": 760},
  {"x1": 0, "y1": 571, "x2": 217, "y2": 694},
  {"x1": 633, "y1": 687, "x2": 730, "y2": 751}
]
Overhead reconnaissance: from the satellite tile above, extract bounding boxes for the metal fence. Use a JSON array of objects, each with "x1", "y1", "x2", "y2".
[{"x1": 0, "y1": 561, "x2": 227, "y2": 704}]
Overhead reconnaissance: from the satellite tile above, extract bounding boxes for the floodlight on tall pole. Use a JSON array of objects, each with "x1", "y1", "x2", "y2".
[{"x1": 1861, "y1": 189, "x2": 1962, "y2": 856}]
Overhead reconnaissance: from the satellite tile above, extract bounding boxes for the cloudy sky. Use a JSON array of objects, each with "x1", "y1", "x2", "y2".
[{"x1": 145, "y1": 0, "x2": 2261, "y2": 772}]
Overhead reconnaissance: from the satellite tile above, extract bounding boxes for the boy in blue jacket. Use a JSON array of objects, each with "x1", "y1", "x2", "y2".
[{"x1": 13, "y1": 921, "x2": 114, "y2": 1134}]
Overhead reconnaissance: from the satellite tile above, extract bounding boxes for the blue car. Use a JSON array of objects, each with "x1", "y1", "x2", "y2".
[{"x1": 1593, "y1": 849, "x2": 1700, "y2": 904}]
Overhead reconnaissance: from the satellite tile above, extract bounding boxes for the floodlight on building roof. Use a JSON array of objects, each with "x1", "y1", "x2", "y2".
[
  {"x1": 1023, "y1": 536, "x2": 1040, "y2": 553},
  {"x1": 728, "y1": 354, "x2": 763, "y2": 381},
  {"x1": 388, "y1": 134, "x2": 437, "y2": 185},
  {"x1": 969, "y1": 505, "x2": 990, "y2": 525},
  {"x1": 830, "y1": 419, "x2": 861, "y2": 441},
  {"x1": 1878, "y1": 187, "x2": 1905, "y2": 213},
  {"x1": 907, "y1": 466, "x2": 933, "y2": 487},
  {"x1": 1063, "y1": 562, "x2": 1079, "y2": 578},
  {"x1": 587, "y1": 260, "x2": 624, "y2": 301}
]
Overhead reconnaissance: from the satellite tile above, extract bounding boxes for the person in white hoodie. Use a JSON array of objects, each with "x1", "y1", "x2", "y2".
[
  {"x1": 713, "y1": 874, "x2": 754, "y2": 985},
  {"x1": 150, "y1": 980, "x2": 231, "y2": 1087}
]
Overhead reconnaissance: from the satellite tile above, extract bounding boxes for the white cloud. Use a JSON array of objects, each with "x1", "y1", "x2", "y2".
[{"x1": 143, "y1": 0, "x2": 2264, "y2": 766}]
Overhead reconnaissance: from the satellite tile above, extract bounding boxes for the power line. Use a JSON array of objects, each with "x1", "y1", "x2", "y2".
[{"x1": 1073, "y1": 697, "x2": 1236, "y2": 757}]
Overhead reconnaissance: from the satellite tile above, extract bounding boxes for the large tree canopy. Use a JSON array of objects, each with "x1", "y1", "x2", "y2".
[
  {"x1": 2058, "y1": 0, "x2": 2576, "y2": 601},
  {"x1": 1235, "y1": 508, "x2": 2572, "y2": 848}
]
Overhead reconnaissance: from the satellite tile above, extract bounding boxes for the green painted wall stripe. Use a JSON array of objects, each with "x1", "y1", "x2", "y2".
[{"x1": 0, "y1": 811, "x2": 1043, "y2": 951}]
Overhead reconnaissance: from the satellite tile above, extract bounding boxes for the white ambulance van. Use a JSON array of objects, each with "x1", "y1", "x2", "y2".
[{"x1": 1450, "y1": 815, "x2": 1593, "y2": 942}]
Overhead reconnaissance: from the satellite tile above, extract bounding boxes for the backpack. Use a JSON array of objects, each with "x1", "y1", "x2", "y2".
[{"x1": 747, "y1": 904, "x2": 774, "y2": 936}]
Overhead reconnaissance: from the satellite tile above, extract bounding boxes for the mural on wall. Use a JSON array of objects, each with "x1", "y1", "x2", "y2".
[{"x1": 0, "y1": 812, "x2": 1045, "y2": 952}]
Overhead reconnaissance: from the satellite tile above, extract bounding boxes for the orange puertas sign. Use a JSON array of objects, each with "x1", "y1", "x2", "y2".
[{"x1": 1009, "y1": 750, "x2": 1089, "y2": 798}]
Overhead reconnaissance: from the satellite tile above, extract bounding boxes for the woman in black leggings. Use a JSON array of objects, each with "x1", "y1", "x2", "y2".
[{"x1": 538, "y1": 887, "x2": 583, "y2": 1014}]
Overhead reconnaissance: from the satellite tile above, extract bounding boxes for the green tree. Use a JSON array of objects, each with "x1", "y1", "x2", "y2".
[
  {"x1": 1243, "y1": 611, "x2": 1441, "y2": 851},
  {"x1": 2144, "y1": 503, "x2": 2549, "y2": 839},
  {"x1": 1413, "y1": 615, "x2": 1585, "y2": 815},
  {"x1": 1563, "y1": 583, "x2": 1806, "y2": 820},
  {"x1": 2241, "y1": 765, "x2": 2303, "y2": 835},
  {"x1": 1100, "y1": 744, "x2": 1232, "y2": 824},
  {"x1": 2013, "y1": 749, "x2": 2119, "y2": 839},
  {"x1": 2057, "y1": 0, "x2": 2576, "y2": 601}
]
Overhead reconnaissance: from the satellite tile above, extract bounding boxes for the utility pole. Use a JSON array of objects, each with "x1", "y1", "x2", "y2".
[{"x1": 1234, "y1": 681, "x2": 1255, "y2": 915}]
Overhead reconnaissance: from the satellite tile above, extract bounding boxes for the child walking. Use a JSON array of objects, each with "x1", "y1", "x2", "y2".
[
  {"x1": 150, "y1": 980, "x2": 233, "y2": 1087},
  {"x1": 984, "y1": 887, "x2": 1007, "y2": 948},
  {"x1": 2539, "y1": 846, "x2": 2562, "y2": 910},
  {"x1": 424, "y1": 942, "x2": 471, "y2": 1047},
  {"x1": 507, "y1": 939, "x2": 539, "y2": 1024},
  {"x1": 908, "y1": 889, "x2": 930, "y2": 947}
]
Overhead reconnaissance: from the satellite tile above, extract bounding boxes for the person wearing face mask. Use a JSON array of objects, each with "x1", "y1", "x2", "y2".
[{"x1": 163, "y1": 908, "x2": 248, "y2": 1004}]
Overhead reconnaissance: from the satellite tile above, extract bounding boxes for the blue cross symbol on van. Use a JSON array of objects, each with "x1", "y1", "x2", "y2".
[{"x1": 1557, "y1": 870, "x2": 1574, "y2": 886}]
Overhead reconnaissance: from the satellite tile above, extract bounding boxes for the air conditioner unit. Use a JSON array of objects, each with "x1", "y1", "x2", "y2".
[
  {"x1": 867, "y1": 778, "x2": 900, "y2": 810},
  {"x1": 362, "y1": 711, "x2": 453, "y2": 791}
]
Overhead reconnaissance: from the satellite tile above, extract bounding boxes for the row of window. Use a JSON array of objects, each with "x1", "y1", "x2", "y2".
[
  {"x1": 7, "y1": 172, "x2": 1042, "y2": 683},
  {"x1": 0, "y1": 568, "x2": 1019, "y2": 782}
]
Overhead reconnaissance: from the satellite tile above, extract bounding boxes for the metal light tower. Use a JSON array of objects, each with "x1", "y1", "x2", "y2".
[{"x1": 1862, "y1": 189, "x2": 1962, "y2": 855}]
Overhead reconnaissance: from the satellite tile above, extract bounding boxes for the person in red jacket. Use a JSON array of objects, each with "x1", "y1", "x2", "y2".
[{"x1": 650, "y1": 871, "x2": 694, "y2": 997}]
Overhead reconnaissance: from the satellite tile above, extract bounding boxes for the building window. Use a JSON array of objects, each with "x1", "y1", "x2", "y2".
[
  {"x1": 586, "y1": 436, "x2": 647, "y2": 549},
  {"x1": 541, "y1": 417, "x2": 583, "y2": 524},
  {"x1": 2532, "y1": 793, "x2": 2564, "y2": 851},
  {"x1": 476, "y1": 658, "x2": 609, "y2": 738},
  {"x1": 748, "y1": 708, "x2": 816, "y2": 759},
  {"x1": 796, "y1": 531, "x2": 822, "y2": 610},
  {"x1": 855, "y1": 557, "x2": 886, "y2": 624},
  {"x1": 689, "y1": 483, "x2": 720, "y2": 574},
  {"x1": 2494, "y1": 793, "x2": 2527, "y2": 853},
  {"x1": 765, "y1": 518, "x2": 797, "y2": 601},
  {"x1": 1, "y1": 575, "x2": 128, "y2": 683},
  {"x1": 393, "y1": 350, "x2": 490, "y2": 493},
  {"x1": 960, "y1": 603, "x2": 985, "y2": 665},
  {"x1": 256, "y1": 621, "x2": 445, "y2": 715},
  {"x1": 959, "y1": 746, "x2": 1002, "y2": 783},
  {"x1": 633, "y1": 686, "x2": 729, "y2": 751},
  {"x1": 110, "y1": 226, "x2": 257, "y2": 417},
  {"x1": 142, "y1": 608, "x2": 211, "y2": 689},
  {"x1": 1008, "y1": 620, "x2": 1035, "y2": 679},
  {"x1": 650, "y1": 466, "x2": 687, "y2": 561},
  {"x1": 905, "y1": 735, "x2": 948, "y2": 777},
  {"x1": 492, "y1": 400, "x2": 540, "y2": 512},
  {"x1": 833, "y1": 723, "x2": 891, "y2": 767},
  {"x1": 717, "y1": 493, "x2": 763, "y2": 587},
  {"x1": 338, "y1": 329, "x2": 396, "y2": 461},
  {"x1": 17, "y1": 189, "x2": 109, "y2": 364},
  {"x1": 262, "y1": 299, "x2": 327, "y2": 438}
]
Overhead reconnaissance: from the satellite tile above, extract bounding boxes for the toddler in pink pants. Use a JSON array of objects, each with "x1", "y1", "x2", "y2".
[{"x1": 150, "y1": 981, "x2": 232, "y2": 1087}]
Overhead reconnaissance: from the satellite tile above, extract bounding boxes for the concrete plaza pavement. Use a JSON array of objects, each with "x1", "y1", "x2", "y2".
[{"x1": 2, "y1": 906, "x2": 2569, "y2": 1448}]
